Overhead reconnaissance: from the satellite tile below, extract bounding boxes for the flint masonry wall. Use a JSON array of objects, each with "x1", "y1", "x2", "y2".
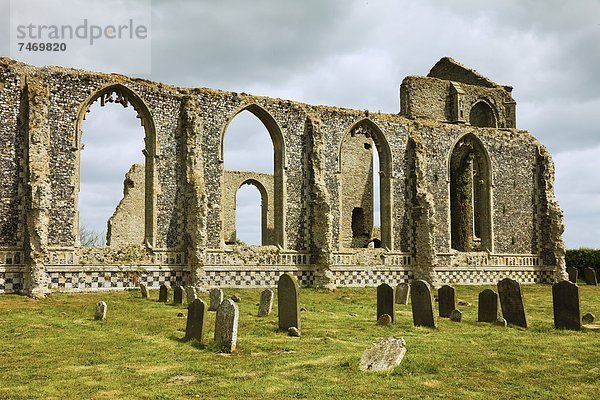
[{"x1": 0, "y1": 57, "x2": 566, "y2": 296}]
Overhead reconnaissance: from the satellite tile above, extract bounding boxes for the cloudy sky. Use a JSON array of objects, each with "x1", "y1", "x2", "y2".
[{"x1": 1, "y1": 0, "x2": 599, "y2": 247}]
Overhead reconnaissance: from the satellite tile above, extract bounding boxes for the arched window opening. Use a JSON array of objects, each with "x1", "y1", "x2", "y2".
[
  {"x1": 234, "y1": 183, "x2": 262, "y2": 246},
  {"x1": 78, "y1": 89, "x2": 146, "y2": 247},
  {"x1": 450, "y1": 134, "x2": 492, "y2": 252},
  {"x1": 469, "y1": 101, "x2": 497, "y2": 128},
  {"x1": 222, "y1": 109, "x2": 277, "y2": 246},
  {"x1": 340, "y1": 121, "x2": 392, "y2": 249}
]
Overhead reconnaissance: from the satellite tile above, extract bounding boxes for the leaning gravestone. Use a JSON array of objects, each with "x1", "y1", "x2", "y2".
[
  {"x1": 94, "y1": 301, "x2": 107, "y2": 321},
  {"x1": 438, "y1": 285, "x2": 456, "y2": 318},
  {"x1": 209, "y1": 288, "x2": 224, "y2": 311},
  {"x1": 395, "y1": 283, "x2": 410, "y2": 305},
  {"x1": 410, "y1": 280, "x2": 436, "y2": 328},
  {"x1": 158, "y1": 284, "x2": 169, "y2": 303},
  {"x1": 258, "y1": 288, "x2": 274, "y2": 317},
  {"x1": 377, "y1": 283, "x2": 395, "y2": 323},
  {"x1": 566, "y1": 266, "x2": 578, "y2": 283},
  {"x1": 497, "y1": 278, "x2": 528, "y2": 328},
  {"x1": 139, "y1": 283, "x2": 148, "y2": 298},
  {"x1": 478, "y1": 289, "x2": 498, "y2": 322},
  {"x1": 173, "y1": 286, "x2": 184, "y2": 305},
  {"x1": 184, "y1": 299, "x2": 207, "y2": 342},
  {"x1": 583, "y1": 267, "x2": 597, "y2": 286},
  {"x1": 277, "y1": 273, "x2": 301, "y2": 331},
  {"x1": 359, "y1": 337, "x2": 407, "y2": 372},
  {"x1": 214, "y1": 299, "x2": 239, "y2": 352},
  {"x1": 552, "y1": 280, "x2": 581, "y2": 330},
  {"x1": 185, "y1": 286, "x2": 198, "y2": 304}
]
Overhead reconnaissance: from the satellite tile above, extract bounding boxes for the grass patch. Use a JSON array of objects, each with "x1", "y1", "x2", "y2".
[{"x1": 0, "y1": 285, "x2": 599, "y2": 399}]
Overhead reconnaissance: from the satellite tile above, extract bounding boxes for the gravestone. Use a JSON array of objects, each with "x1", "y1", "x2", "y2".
[
  {"x1": 449, "y1": 309, "x2": 462, "y2": 322},
  {"x1": 139, "y1": 283, "x2": 148, "y2": 298},
  {"x1": 583, "y1": 267, "x2": 597, "y2": 285},
  {"x1": 94, "y1": 301, "x2": 107, "y2": 321},
  {"x1": 185, "y1": 286, "x2": 198, "y2": 304},
  {"x1": 438, "y1": 285, "x2": 456, "y2": 318},
  {"x1": 214, "y1": 299, "x2": 239, "y2": 352},
  {"x1": 184, "y1": 299, "x2": 207, "y2": 342},
  {"x1": 158, "y1": 284, "x2": 169, "y2": 303},
  {"x1": 582, "y1": 312, "x2": 595, "y2": 324},
  {"x1": 478, "y1": 289, "x2": 498, "y2": 322},
  {"x1": 566, "y1": 266, "x2": 578, "y2": 283},
  {"x1": 258, "y1": 288, "x2": 274, "y2": 317},
  {"x1": 497, "y1": 278, "x2": 528, "y2": 328},
  {"x1": 209, "y1": 288, "x2": 224, "y2": 311},
  {"x1": 377, "y1": 283, "x2": 395, "y2": 323},
  {"x1": 376, "y1": 314, "x2": 392, "y2": 326},
  {"x1": 359, "y1": 337, "x2": 407, "y2": 372},
  {"x1": 395, "y1": 283, "x2": 410, "y2": 305},
  {"x1": 410, "y1": 280, "x2": 436, "y2": 328},
  {"x1": 552, "y1": 280, "x2": 581, "y2": 330},
  {"x1": 277, "y1": 273, "x2": 301, "y2": 331},
  {"x1": 173, "y1": 286, "x2": 184, "y2": 305}
]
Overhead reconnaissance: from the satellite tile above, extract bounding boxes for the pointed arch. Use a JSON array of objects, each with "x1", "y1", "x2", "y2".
[
  {"x1": 469, "y1": 99, "x2": 498, "y2": 128},
  {"x1": 235, "y1": 179, "x2": 270, "y2": 245},
  {"x1": 448, "y1": 133, "x2": 493, "y2": 252},
  {"x1": 75, "y1": 83, "x2": 157, "y2": 247},
  {"x1": 220, "y1": 104, "x2": 286, "y2": 247},
  {"x1": 338, "y1": 118, "x2": 393, "y2": 250}
]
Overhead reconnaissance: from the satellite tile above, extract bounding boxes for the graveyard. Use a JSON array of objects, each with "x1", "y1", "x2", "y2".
[{"x1": 0, "y1": 283, "x2": 598, "y2": 399}]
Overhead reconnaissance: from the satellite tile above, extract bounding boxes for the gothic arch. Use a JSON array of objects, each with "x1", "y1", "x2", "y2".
[
  {"x1": 469, "y1": 99, "x2": 498, "y2": 128},
  {"x1": 75, "y1": 83, "x2": 157, "y2": 247},
  {"x1": 338, "y1": 118, "x2": 394, "y2": 250},
  {"x1": 448, "y1": 133, "x2": 493, "y2": 252},
  {"x1": 220, "y1": 104, "x2": 286, "y2": 247},
  {"x1": 235, "y1": 179, "x2": 270, "y2": 245}
]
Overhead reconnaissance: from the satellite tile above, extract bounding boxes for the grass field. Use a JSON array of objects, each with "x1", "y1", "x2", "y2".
[{"x1": 0, "y1": 284, "x2": 598, "y2": 400}]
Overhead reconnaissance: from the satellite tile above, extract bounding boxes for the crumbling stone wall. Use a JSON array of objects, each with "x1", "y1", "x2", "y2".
[
  {"x1": 107, "y1": 164, "x2": 145, "y2": 247},
  {"x1": 0, "y1": 56, "x2": 566, "y2": 296}
]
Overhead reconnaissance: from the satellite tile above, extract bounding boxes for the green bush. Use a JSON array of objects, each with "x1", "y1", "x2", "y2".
[{"x1": 565, "y1": 248, "x2": 600, "y2": 280}]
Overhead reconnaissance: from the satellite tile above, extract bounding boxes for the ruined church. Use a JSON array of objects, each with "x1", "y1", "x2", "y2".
[{"x1": 0, "y1": 56, "x2": 566, "y2": 297}]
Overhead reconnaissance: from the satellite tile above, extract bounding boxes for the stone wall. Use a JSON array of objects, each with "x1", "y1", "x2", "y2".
[
  {"x1": 221, "y1": 170, "x2": 274, "y2": 245},
  {"x1": 107, "y1": 164, "x2": 146, "y2": 247},
  {"x1": 0, "y1": 56, "x2": 566, "y2": 295}
]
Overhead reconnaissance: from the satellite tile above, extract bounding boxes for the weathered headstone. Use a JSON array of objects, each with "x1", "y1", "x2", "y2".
[
  {"x1": 410, "y1": 280, "x2": 436, "y2": 328},
  {"x1": 184, "y1": 299, "x2": 207, "y2": 342},
  {"x1": 566, "y1": 266, "x2": 578, "y2": 283},
  {"x1": 583, "y1": 267, "x2": 597, "y2": 285},
  {"x1": 277, "y1": 273, "x2": 301, "y2": 331},
  {"x1": 185, "y1": 286, "x2": 198, "y2": 304},
  {"x1": 449, "y1": 309, "x2": 462, "y2": 322},
  {"x1": 552, "y1": 280, "x2": 581, "y2": 330},
  {"x1": 582, "y1": 312, "x2": 595, "y2": 324},
  {"x1": 158, "y1": 284, "x2": 169, "y2": 302},
  {"x1": 497, "y1": 278, "x2": 528, "y2": 328},
  {"x1": 173, "y1": 286, "x2": 184, "y2": 305},
  {"x1": 478, "y1": 289, "x2": 498, "y2": 322},
  {"x1": 377, "y1": 283, "x2": 395, "y2": 323},
  {"x1": 438, "y1": 285, "x2": 456, "y2": 318},
  {"x1": 94, "y1": 301, "x2": 107, "y2": 321},
  {"x1": 139, "y1": 283, "x2": 148, "y2": 298},
  {"x1": 214, "y1": 299, "x2": 239, "y2": 352},
  {"x1": 395, "y1": 283, "x2": 410, "y2": 305},
  {"x1": 258, "y1": 288, "x2": 274, "y2": 317},
  {"x1": 376, "y1": 314, "x2": 392, "y2": 326},
  {"x1": 209, "y1": 288, "x2": 224, "y2": 311},
  {"x1": 359, "y1": 337, "x2": 407, "y2": 372}
]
